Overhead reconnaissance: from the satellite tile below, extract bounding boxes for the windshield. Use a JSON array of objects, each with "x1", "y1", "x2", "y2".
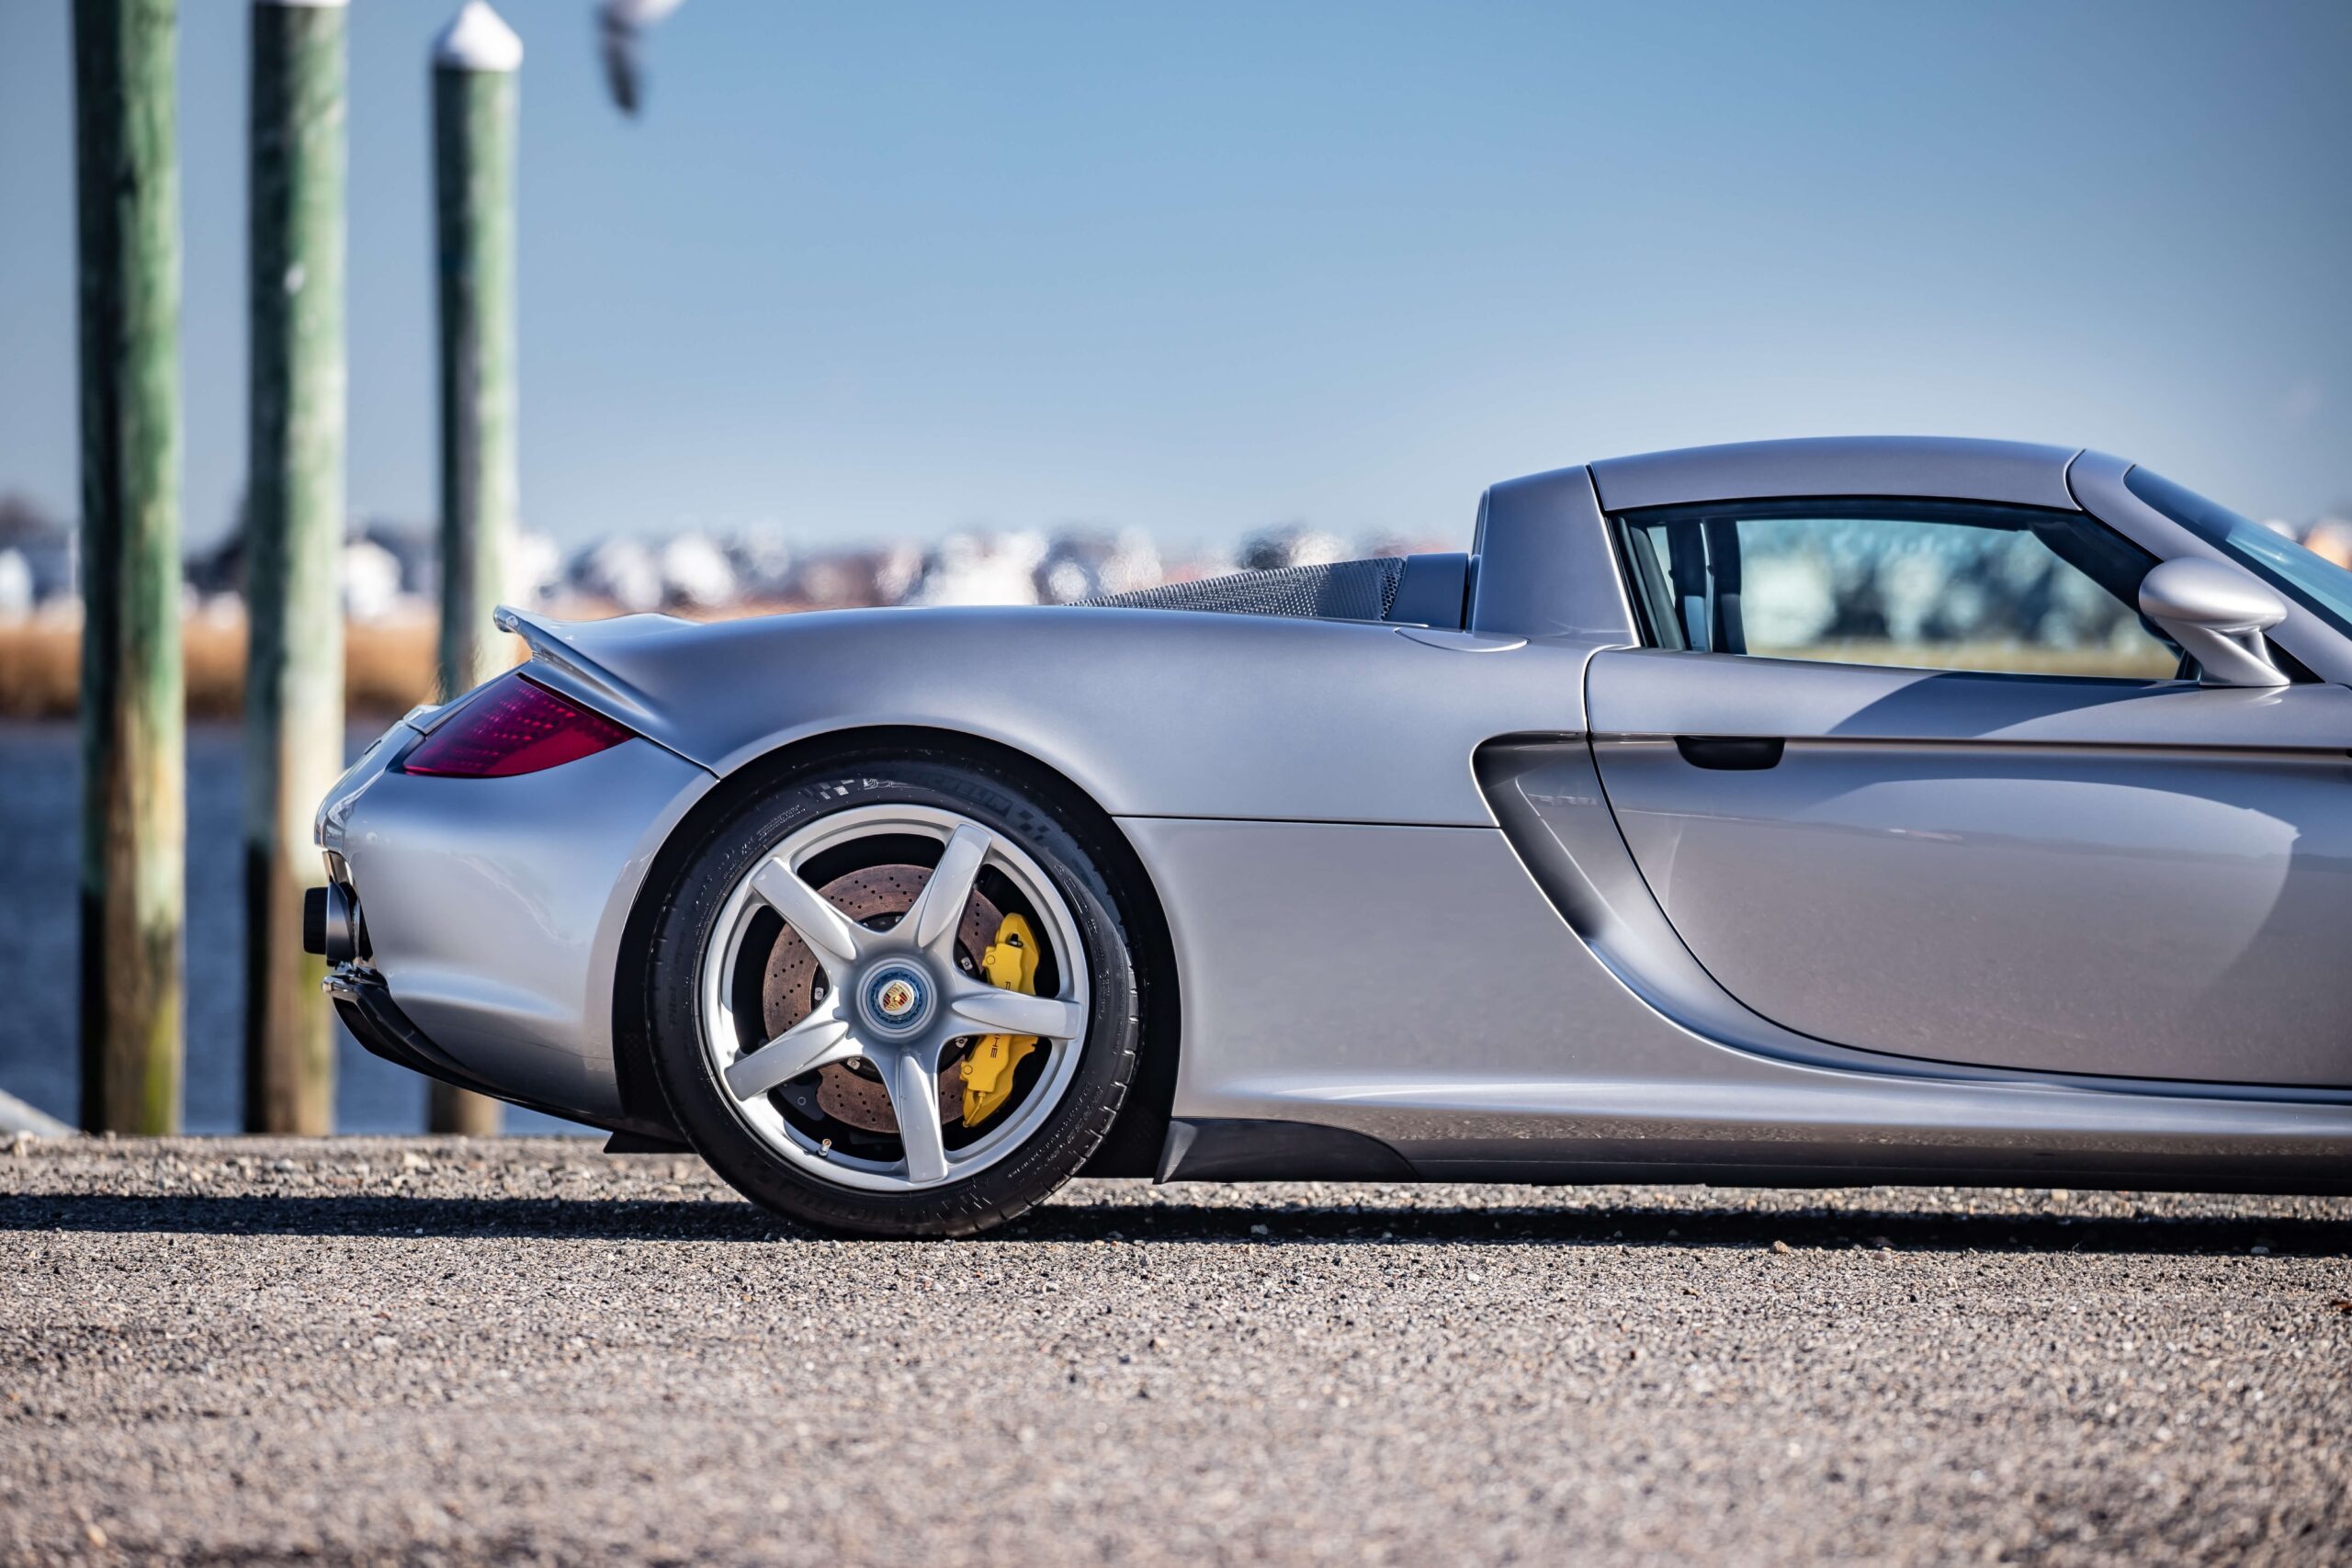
[{"x1": 2125, "y1": 467, "x2": 2352, "y2": 637}]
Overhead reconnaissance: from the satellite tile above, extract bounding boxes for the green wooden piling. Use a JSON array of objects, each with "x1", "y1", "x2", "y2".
[
  {"x1": 428, "y1": 1, "x2": 522, "y2": 1136},
  {"x1": 243, "y1": 0, "x2": 347, "y2": 1134},
  {"x1": 73, "y1": 0, "x2": 184, "y2": 1135}
]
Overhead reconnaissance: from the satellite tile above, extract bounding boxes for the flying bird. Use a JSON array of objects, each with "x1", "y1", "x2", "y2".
[{"x1": 598, "y1": 0, "x2": 688, "y2": 116}]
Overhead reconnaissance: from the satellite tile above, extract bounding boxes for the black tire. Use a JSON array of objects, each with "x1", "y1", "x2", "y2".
[{"x1": 643, "y1": 750, "x2": 1141, "y2": 1236}]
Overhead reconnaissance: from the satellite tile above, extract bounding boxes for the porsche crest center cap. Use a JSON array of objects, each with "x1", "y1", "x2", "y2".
[{"x1": 860, "y1": 964, "x2": 933, "y2": 1037}]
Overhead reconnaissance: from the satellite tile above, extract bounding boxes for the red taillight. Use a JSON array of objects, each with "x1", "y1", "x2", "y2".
[{"x1": 401, "y1": 673, "x2": 635, "y2": 778}]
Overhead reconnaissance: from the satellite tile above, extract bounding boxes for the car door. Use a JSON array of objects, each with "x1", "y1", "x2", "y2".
[{"x1": 1584, "y1": 496, "x2": 2352, "y2": 1089}]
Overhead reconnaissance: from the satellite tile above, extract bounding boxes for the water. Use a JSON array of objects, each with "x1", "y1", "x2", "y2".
[{"x1": 0, "y1": 720, "x2": 585, "y2": 1135}]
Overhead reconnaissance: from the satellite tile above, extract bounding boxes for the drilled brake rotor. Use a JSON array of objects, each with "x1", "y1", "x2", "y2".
[{"x1": 759, "y1": 863, "x2": 1002, "y2": 1134}]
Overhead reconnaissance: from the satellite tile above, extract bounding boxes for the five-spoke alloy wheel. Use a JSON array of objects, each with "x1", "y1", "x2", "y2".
[{"x1": 644, "y1": 754, "x2": 1140, "y2": 1235}]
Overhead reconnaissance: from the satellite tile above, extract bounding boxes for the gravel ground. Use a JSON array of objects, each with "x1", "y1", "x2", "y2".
[{"x1": 2, "y1": 1137, "x2": 2348, "y2": 1566}]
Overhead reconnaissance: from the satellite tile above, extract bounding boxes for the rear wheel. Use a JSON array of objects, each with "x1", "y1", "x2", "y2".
[{"x1": 644, "y1": 754, "x2": 1140, "y2": 1236}]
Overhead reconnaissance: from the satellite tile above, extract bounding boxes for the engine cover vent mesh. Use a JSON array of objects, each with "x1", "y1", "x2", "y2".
[{"x1": 1081, "y1": 557, "x2": 1406, "y2": 623}]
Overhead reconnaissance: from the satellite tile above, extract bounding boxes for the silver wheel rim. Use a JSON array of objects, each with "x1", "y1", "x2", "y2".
[{"x1": 697, "y1": 803, "x2": 1091, "y2": 1193}]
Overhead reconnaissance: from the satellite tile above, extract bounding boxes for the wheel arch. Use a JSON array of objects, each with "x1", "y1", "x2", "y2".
[{"x1": 609, "y1": 723, "x2": 1182, "y2": 1177}]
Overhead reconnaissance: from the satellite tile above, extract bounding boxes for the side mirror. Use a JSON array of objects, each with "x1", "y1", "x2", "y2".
[{"x1": 2138, "y1": 558, "x2": 2291, "y2": 688}]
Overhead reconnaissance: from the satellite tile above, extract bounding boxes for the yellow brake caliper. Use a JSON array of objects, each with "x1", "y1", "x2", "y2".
[{"x1": 961, "y1": 913, "x2": 1040, "y2": 1127}]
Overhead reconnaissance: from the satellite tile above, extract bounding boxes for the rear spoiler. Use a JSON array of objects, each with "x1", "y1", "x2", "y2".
[{"x1": 492, "y1": 604, "x2": 671, "y2": 733}]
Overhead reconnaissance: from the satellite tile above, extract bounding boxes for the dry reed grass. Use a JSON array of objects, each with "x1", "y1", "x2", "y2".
[{"x1": 0, "y1": 615, "x2": 523, "y2": 719}]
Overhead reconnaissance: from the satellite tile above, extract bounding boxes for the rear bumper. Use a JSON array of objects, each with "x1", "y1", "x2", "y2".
[
  {"x1": 317, "y1": 722, "x2": 715, "y2": 1132},
  {"x1": 328, "y1": 966, "x2": 678, "y2": 1139}
]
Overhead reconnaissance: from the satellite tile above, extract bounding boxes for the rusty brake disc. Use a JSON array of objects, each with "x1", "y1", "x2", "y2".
[{"x1": 758, "y1": 863, "x2": 1001, "y2": 1134}]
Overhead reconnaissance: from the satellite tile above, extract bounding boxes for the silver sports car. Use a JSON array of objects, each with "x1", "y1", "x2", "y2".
[{"x1": 308, "y1": 437, "x2": 2352, "y2": 1235}]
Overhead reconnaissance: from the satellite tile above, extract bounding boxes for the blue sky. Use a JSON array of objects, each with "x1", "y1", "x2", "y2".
[{"x1": 3, "y1": 0, "x2": 2350, "y2": 551}]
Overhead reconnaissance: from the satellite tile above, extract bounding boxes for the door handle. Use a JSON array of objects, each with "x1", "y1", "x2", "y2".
[{"x1": 1674, "y1": 736, "x2": 1784, "y2": 771}]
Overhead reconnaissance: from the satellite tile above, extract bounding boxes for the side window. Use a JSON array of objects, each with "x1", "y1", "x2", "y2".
[{"x1": 1616, "y1": 499, "x2": 2184, "y2": 680}]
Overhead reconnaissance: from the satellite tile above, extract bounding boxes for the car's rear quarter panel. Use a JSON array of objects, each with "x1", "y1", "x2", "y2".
[{"x1": 334, "y1": 608, "x2": 1611, "y2": 1134}]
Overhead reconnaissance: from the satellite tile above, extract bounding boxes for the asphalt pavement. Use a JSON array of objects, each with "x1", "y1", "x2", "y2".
[{"x1": 3, "y1": 1136, "x2": 2347, "y2": 1565}]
